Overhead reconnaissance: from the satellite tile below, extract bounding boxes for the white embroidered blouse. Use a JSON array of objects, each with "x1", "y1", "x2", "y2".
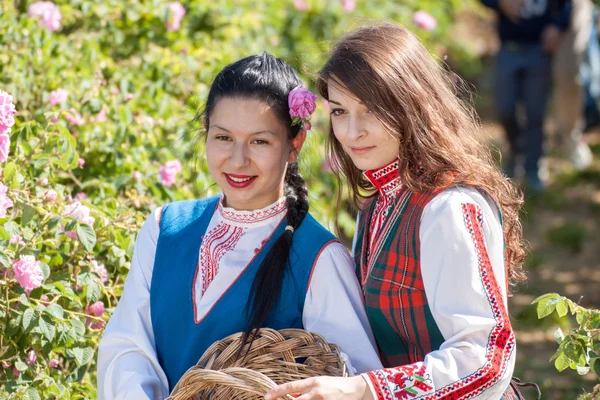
[{"x1": 97, "y1": 195, "x2": 383, "y2": 400}]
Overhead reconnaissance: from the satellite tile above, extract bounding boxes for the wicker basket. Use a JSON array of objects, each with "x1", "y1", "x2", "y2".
[{"x1": 168, "y1": 328, "x2": 348, "y2": 400}]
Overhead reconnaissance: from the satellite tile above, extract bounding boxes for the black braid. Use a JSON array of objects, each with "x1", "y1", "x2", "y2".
[{"x1": 239, "y1": 162, "x2": 309, "y2": 356}]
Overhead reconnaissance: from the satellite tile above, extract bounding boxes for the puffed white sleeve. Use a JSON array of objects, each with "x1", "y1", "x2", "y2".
[
  {"x1": 362, "y1": 187, "x2": 515, "y2": 399},
  {"x1": 97, "y1": 208, "x2": 170, "y2": 400},
  {"x1": 302, "y1": 241, "x2": 384, "y2": 375}
]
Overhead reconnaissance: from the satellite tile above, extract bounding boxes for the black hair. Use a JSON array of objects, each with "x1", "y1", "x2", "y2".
[{"x1": 200, "y1": 53, "x2": 309, "y2": 350}]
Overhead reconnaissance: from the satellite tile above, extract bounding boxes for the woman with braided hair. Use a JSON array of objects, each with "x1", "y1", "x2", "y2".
[{"x1": 97, "y1": 53, "x2": 382, "y2": 399}]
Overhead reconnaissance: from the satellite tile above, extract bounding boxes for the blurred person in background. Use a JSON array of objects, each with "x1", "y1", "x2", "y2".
[
  {"x1": 482, "y1": 0, "x2": 572, "y2": 191},
  {"x1": 553, "y1": 0, "x2": 594, "y2": 170}
]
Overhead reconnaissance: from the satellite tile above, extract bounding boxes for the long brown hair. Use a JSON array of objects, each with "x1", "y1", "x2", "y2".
[{"x1": 317, "y1": 23, "x2": 526, "y2": 288}]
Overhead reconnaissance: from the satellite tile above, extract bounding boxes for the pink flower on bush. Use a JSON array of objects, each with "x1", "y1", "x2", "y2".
[
  {"x1": 0, "y1": 89, "x2": 16, "y2": 135},
  {"x1": 288, "y1": 87, "x2": 317, "y2": 119},
  {"x1": 78, "y1": 158, "x2": 85, "y2": 168},
  {"x1": 49, "y1": 359, "x2": 59, "y2": 368},
  {"x1": 13, "y1": 255, "x2": 43, "y2": 294},
  {"x1": 340, "y1": 0, "x2": 356, "y2": 13},
  {"x1": 94, "y1": 108, "x2": 107, "y2": 122},
  {"x1": 74, "y1": 192, "x2": 87, "y2": 201},
  {"x1": 86, "y1": 301, "x2": 105, "y2": 317},
  {"x1": 40, "y1": 294, "x2": 49, "y2": 302},
  {"x1": 25, "y1": 350, "x2": 36, "y2": 366},
  {"x1": 166, "y1": 2, "x2": 186, "y2": 31},
  {"x1": 13, "y1": 367, "x2": 19, "y2": 377},
  {"x1": 65, "y1": 110, "x2": 84, "y2": 127},
  {"x1": 132, "y1": 170, "x2": 142, "y2": 181},
  {"x1": 0, "y1": 183, "x2": 13, "y2": 218},
  {"x1": 10, "y1": 235, "x2": 26, "y2": 246},
  {"x1": 28, "y1": 1, "x2": 62, "y2": 32},
  {"x1": 293, "y1": 0, "x2": 309, "y2": 11},
  {"x1": 91, "y1": 260, "x2": 108, "y2": 283},
  {"x1": 0, "y1": 133, "x2": 10, "y2": 163},
  {"x1": 158, "y1": 160, "x2": 182, "y2": 187},
  {"x1": 49, "y1": 89, "x2": 67, "y2": 106},
  {"x1": 413, "y1": 10, "x2": 437, "y2": 31},
  {"x1": 45, "y1": 189, "x2": 58, "y2": 202},
  {"x1": 64, "y1": 200, "x2": 95, "y2": 226},
  {"x1": 1, "y1": 360, "x2": 11, "y2": 369},
  {"x1": 39, "y1": 177, "x2": 48, "y2": 186}
]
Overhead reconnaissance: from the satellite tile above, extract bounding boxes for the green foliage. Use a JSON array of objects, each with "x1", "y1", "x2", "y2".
[
  {"x1": 0, "y1": 0, "x2": 480, "y2": 397},
  {"x1": 532, "y1": 294, "x2": 600, "y2": 385}
]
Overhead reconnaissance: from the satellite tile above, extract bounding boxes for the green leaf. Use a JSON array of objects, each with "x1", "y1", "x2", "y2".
[
  {"x1": 19, "y1": 293, "x2": 30, "y2": 306},
  {"x1": 3, "y1": 221, "x2": 20, "y2": 236},
  {"x1": 83, "y1": 99, "x2": 103, "y2": 114},
  {"x1": 3, "y1": 162, "x2": 17, "y2": 186},
  {"x1": 27, "y1": 388, "x2": 41, "y2": 400},
  {"x1": 19, "y1": 202, "x2": 37, "y2": 226},
  {"x1": 537, "y1": 298, "x2": 557, "y2": 319},
  {"x1": 556, "y1": 301, "x2": 569, "y2": 318},
  {"x1": 591, "y1": 356, "x2": 600, "y2": 376},
  {"x1": 0, "y1": 226, "x2": 10, "y2": 240},
  {"x1": 47, "y1": 216, "x2": 61, "y2": 231},
  {"x1": 39, "y1": 262, "x2": 50, "y2": 282},
  {"x1": 0, "y1": 251, "x2": 11, "y2": 267},
  {"x1": 22, "y1": 308, "x2": 35, "y2": 330},
  {"x1": 532, "y1": 292, "x2": 561, "y2": 304},
  {"x1": 44, "y1": 304, "x2": 64, "y2": 320},
  {"x1": 76, "y1": 223, "x2": 96, "y2": 252},
  {"x1": 77, "y1": 272, "x2": 94, "y2": 286},
  {"x1": 554, "y1": 327, "x2": 565, "y2": 344},
  {"x1": 15, "y1": 359, "x2": 28, "y2": 372},
  {"x1": 68, "y1": 346, "x2": 94, "y2": 366},
  {"x1": 70, "y1": 318, "x2": 86, "y2": 339},
  {"x1": 38, "y1": 315, "x2": 56, "y2": 341},
  {"x1": 86, "y1": 281, "x2": 102, "y2": 304},
  {"x1": 66, "y1": 365, "x2": 86, "y2": 383},
  {"x1": 555, "y1": 352, "x2": 570, "y2": 372}
]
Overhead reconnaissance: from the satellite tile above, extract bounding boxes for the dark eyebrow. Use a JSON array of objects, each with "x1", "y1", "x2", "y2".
[
  {"x1": 328, "y1": 99, "x2": 342, "y2": 105},
  {"x1": 211, "y1": 125, "x2": 277, "y2": 136}
]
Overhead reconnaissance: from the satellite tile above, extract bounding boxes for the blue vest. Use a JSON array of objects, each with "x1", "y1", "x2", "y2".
[{"x1": 150, "y1": 196, "x2": 337, "y2": 390}]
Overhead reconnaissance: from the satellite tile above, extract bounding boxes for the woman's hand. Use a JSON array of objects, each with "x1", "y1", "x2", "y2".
[{"x1": 264, "y1": 376, "x2": 373, "y2": 400}]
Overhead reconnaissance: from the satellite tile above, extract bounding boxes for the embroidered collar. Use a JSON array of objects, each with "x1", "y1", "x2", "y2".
[
  {"x1": 218, "y1": 195, "x2": 287, "y2": 227},
  {"x1": 363, "y1": 159, "x2": 402, "y2": 196}
]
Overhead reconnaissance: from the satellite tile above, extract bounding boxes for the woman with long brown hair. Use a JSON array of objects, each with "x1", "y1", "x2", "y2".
[{"x1": 266, "y1": 23, "x2": 526, "y2": 400}]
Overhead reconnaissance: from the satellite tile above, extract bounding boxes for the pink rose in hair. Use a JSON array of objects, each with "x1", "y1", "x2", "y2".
[
  {"x1": 288, "y1": 87, "x2": 317, "y2": 120},
  {"x1": 166, "y1": 2, "x2": 186, "y2": 32},
  {"x1": 28, "y1": 1, "x2": 62, "y2": 32},
  {"x1": 13, "y1": 255, "x2": 43, "y2": 294},
  {"x1": 413, "y1": 10, "x2": 437, "y2": 31}
]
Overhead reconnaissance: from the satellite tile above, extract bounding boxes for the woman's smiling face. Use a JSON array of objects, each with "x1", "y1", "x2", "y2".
[{"x1": 206, "y1": 97, "x2": 304, "y2": 211}]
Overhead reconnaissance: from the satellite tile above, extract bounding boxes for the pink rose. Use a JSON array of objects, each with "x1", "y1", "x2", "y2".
[
  {"x1": 13, "y1": 255, "x2": 43, "y2": 294},
  {"x1": 288, "y1": 87, "x2": 318, "y2": 120},
  {"x1": 74, "y1": 192, "x2": 87, "y2": 201},
  {"x1": 13, "y1": 367, "x2": 19, "y2": 377},
  {"x1": 28, "y1": 1, "x2": 62, "y2": 32},
  {"x1": 94, "y1": 108, "x2": 107, "y2": 122},
  {"x1": 65, "y1": 110, "x2": 84, "y2": 126},
  {"x1": 90, "y1": 260, "x2": 108, "y2": 283},
  {"x1": 132, "y1": 170, "x2": 142, "y2": 181},
  {"x1": 25, "y1": 350, "x2": 36, "y2": 366},
  {"x1": 0, "y1": 133, "x2": 10, "y2": 163},
  {"x1": 1, "y1": 360, "x2": 11, "y2": 369},
  {"x1": 158, "y1": 160, "x2": 182, "y2": 187},
  {"x1": 49, "y1": 89, "x2": 68, "y2": 106},
  {"x1": 0, "y1": 90, "x2": 16, "y2": 135},
  {"x1": 413, "y1": 10, "x2": 437, "y2": 31},
  {"x1": 45, "y1": 189, "x2": 58, "y2": 202},
  {"x1": 166, "y1": 2, "x2": 186, "y2": 32},
  {"x1": 10, "y1": 235, "x2": 26, "y2": 245},
  {"x1": 39, "y1": 177, "x2": 48, "y2": 186},
  {"x1": 64, "y1": 200, "x2": 94, "y2": 226},
  {"x1": 49, "y1": 359, "x2": 59, "y2": 368},
  {"x1": 340, "y1": 0, "x2": 356, "y2": 13},
  {"x1": 78, "y1": 158, "x2": 85, "y2": 168},
  {"x1": 40, "y1": 294, "x2": 49, "y2": 302},
  {"x1": 86, "y1": 301, "x2": 105, "y2": 317},
  {"x1": 0, "y1": 183, "x2": 14, "y2": 218}
]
